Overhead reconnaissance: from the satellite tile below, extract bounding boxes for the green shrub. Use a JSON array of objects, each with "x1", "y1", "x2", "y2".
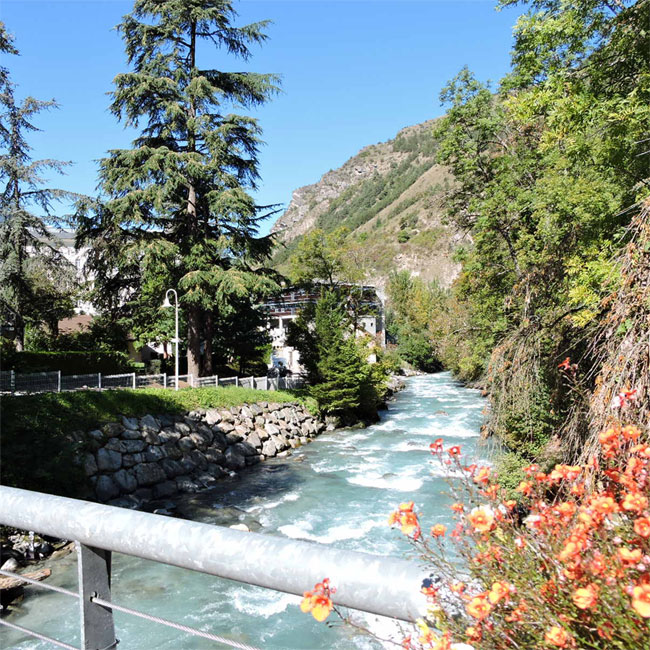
[{"x1": 7, "y1": 350, "x2": 135, "y2": 375}]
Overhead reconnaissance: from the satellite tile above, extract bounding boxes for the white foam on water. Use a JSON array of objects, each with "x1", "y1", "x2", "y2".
[
  {"x1": 278, "y1": 518, "x2": 384, "y2": 543},
  {"x1": 346, "y1": 473, "x2": 423, "y2": 491},
  {"x1": 231, "y1": 586, "x2": 300, "y2": 618},
  {"x1": 242, "y1": 491, "x2": 300, "y2": 512}
]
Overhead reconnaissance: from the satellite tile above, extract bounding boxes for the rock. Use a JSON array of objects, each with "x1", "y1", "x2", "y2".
[
  {"x1": 188, "y1": 450, "x2": 208, "y2": 470},
  {"x1": 205, "y1": 448, "x2": 226, "y2": 465},
  {"x1": 255, "y1": 427, "x2": 269, "y2": 441},
  {"x1": 107, "y1": 496, "x2": 141, "y2": 509},
  {"x1": 235, "y1": 441, "x2": 257, "y2": 457},
  {"x1": 261, "y1": 439, "x2": 277, "y2": 457},
  {"x1": 134, "y1": 487, "x2": 153, "y2": 501},
  {"x1": 176, "y1": 476, "x2": 200, "y2": 493},
  {"x1": 50, "y1": 542, "x2": 75, "y2": 560},
  {"x1": 134, "y1": 463, "x2": 166, "y2": 487},
  {"x1": 88, "y1": 429, "x2": 104, "y2": 442},
  {"x1": 121, "y1": 428, "x2": 142, "y2": 440},
  {"x1": 204, "y1": 409, "x2": 222, "y2": 425},
  {"x1": 225, "y1": 446, "x2": 246, "y2": 470},
  {"x1": 113, "y1": 468, "x2": 138, "y2": 493},
  {"x1": 226, "y1": 432, "x2": 243, "y2": 445},
  {"x1": 122, "y1": 416, "x2": 139, "y2": 430},
  {"x1": 143, "y1": 430, "x2": 161, "y2": 445},
  {"x1": 196, "y1": 424, "x2": 213, "y2": 444},
  {"x1": 159, "y1": 414, "x2": 176, "y2": 428},
  {"x1": 299, "y1": 436, "x2": 309, "y2": 445},
  {"x1": 104, "y1": 438, "x2": 127, "y2": 453},
  {"x1": 187, "y1": 410, "x2": 203, "y2": 421},
  {"x1": 140, "y1": 414, "x2": 161, "y2": 432},
  {"x1": 160, "y1": 458, "x2": 184, "y2": 479},
  {"x1": 182, "y1": 417, "x2": 198, "y2": 431},
  {"x1": 211, "y1": 431, "x2": 227, "y2": 450},
  {"x1": 178, "y1": 437, "x2": 195, "y2": 452},
  {"x1": 1, "y1": 558, "x2": 19, "y2": 572},
  {"x1": 83, "y1": 453, "x2": 98, "y2": 477},
  {"x1": 229, "y1": 523, "x2": 250, "y2": 532},
  {"x1": 175, "y1": 422, "x2": 191, "y2": 436},
  {"x1": 271, "y1": 435, "x2": 289, "y2": 452},
  {"x1": 206, "y1": 463, "x2": 228, "y2": 479},
  {"x1": 152, "y1": 481, "x2": 177, "y2": 499},
  {"x1": 159, "y1": 429, "x2": 181, "y2": 444},
  {"x1": 219, "y1": 421, "x2": 235, "y2": 434},
  {"x1": 163, "y1": 442, "x2": 182, "y2": 460},
  {"x1": 194, "y1": 473, "x2": 218, "y2": 488},
  {"x1": 96, "y1": 475, "x2": 120, "y2": 501},
  {"x1": 144, "y1": 445, "x2": 167, "y2": 462},
  {"x1": 240, "y1": 406, "x2": 253, "y2": 419},
  {"x1": 245, "y1": 431, "x2": 262, "y2": 449},
  {"x1": 234, "y1": 424, "x2": 249, "y2": 438},
  {"x1": 264, "y1": 422, "x2": 280, "y2": 436},
  {"x1": 245, "y1": 455, "x2": 262, "y2": 466},
  {"x1": 180, "y1": 457, "x2": 198, "y2": 474},
  {"x1": 229, "y1": 406, "x2": 240, "y2": 416},
  {"x1": 277, "y1": 450, "x2": 292, "y2": 458},
  {"x1": 96, "y1": 448, "x2": 122, "y2": 472},
  {"x1": 102, "y1": 423, "x2": 123, "y2": 438},
  {"x1": 189, "y1": 432, "x2": 209, "y2": 451},
  {"x1": 219, "y1": 410, "x2": 234, "y2": 423},
  {"x1": 121, "y1": 439, "x2": 146, "y2": 454},
  {"x1": 250, "y1": 404, "x2": 263, "y2": 417}
]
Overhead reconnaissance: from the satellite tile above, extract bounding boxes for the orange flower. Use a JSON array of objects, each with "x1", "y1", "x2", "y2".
[
  {"x1": 451, "y1": 502, "x2": 464, "y2": 513},
  {"x1": 474, "y1": 466, "x2": 491, "y2": 484},
  {"x1": 545, "y1": 626, "x2": 570, "y2": 647},
  {"x1": 632, "y1": 583, "x2": 650, "y2": 618},
  {"x1": 468, "y1": 506, "x2": 495, "y2": 533},
  {"x1": 466, "y1": 594, "x2": 492, "y2": 620},
  {"x1": 634, "y1": 517, "x2": 650, "y2": 538},
  {"x1": 590, "y1": 494, "x2": 618, "y2": 517},
  {"x1": 465, "y1": 625, "x2": 482, "y2": 642},
  {"x1": 516, "y1": 481, "x2": 533, "y2": 496},
  {"x1": 621, "y1": 492, "x2": 648, "y2": 513},
  {"x1": 572, "y1": 584, "x2": 599, "y2": 609},
  {"x1": 618, "y1": 547, "x2": 643, "y2": 565},
  {"x1": 447, "y1": 445, "x2": 461, "y2": 457},
  {"x1": 300, "y1": 578, "x2": 335, "y2": 622},
  {"x1": 388, "y1": 502, "x2": 421, "y2": 538},
  {"x1": 430, "y1": 524, "x2": 447, "y2": 538},
  {"x1": 429, "y1": 438, "x2": 443, "y2": 454},
  {"x1": 558, "y1": 357, "x2": 570, "y2": 371},
  {"x1": 488, "y1": 581, "x2": 511, "y2": 604}
]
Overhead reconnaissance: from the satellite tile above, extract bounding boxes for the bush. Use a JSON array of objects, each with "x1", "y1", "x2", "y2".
[{"x1": 6, "y1": 350, "x2": 135, "y2": 375}]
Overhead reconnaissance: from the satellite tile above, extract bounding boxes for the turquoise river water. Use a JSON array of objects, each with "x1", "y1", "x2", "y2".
[{"x1": 1, "y1": 372, "x2": 488, "y2": 650}]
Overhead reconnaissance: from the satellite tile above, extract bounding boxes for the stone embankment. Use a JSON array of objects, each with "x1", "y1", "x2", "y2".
[{"x1": 81, "y1": 401, "x2": 324, "y2": 507}]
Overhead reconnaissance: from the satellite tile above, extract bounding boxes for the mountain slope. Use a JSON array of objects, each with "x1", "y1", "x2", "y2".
[{"x1": 271, "y1": 119, "x2": 465, "y2": 289}]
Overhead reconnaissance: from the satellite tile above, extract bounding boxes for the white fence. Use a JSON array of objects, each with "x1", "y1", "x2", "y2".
[{"x1": 0, "y1": 369, "x2": 305, "y2": 395}]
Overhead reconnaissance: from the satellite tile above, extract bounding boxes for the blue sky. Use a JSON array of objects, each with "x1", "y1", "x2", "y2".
[{"x1": 1, "y1": 0, "x2": 520, "y2": 235}]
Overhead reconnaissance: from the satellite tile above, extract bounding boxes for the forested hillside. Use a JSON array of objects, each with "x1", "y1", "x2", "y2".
[{"x1": 271, "y1": 121, "x2": 464, "y2": 289}]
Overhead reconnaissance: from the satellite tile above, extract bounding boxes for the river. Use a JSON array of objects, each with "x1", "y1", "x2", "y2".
[{"x1": 1, "y1": 372, "x2": 488, "y2": 650}]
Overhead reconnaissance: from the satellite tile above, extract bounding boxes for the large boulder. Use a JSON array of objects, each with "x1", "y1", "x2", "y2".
[
  {"x1": 189, "y1": 431, "x2": 210, "y2": 451},
  {"x1": 210, "y1": 431, "x2": 227, "y2": 451},
  {"x1": 159, "y1": 429, "x2": 181, "y2": 444},
  {"x1": 160, "y1": 458, "x2": 184, "y2": 479},
  {"x1": 102, "y1": 423, "x2": 123, "y2": 438},
  {"x1": 96, "y1": 448, "x2": 122, "y2": 472},
  {"x1": 240, "y1": 406, "x2": 254, "y2": 419},
  {"x1": 264, "y1": 422, "x2": 280, "y2": 436},
  {"x1": 245, "y1": 431, "x2": 262, "y2": 450},
  {"x1": 178, "y1": 437, "x2": 195, "y2": 453},
  {"x1": 261, "y1": 439, "x2": 277, "y2": 457},
  {"x1": 113, "y1": 469, "x2": 138, "y2": 494},
  {"x1": 188, "y1": 450, "x2": 208, "y2": 471},
  {"x1": 163, "y1": 442, "x2": 183, "y2": 460},
  {"x1": 204, "y1": 409, "x2": 222, "y2": 426},
  {"x1": 121, "y1": 439, "x2": 146, "y2": 454},
  {"x1": 144, "y1": 445, "x2": 167, "y2": 462},
  {"x1": 139, "y1": 415, "x2": 161, "y2": 433},
  {"x1": 205, "y1": 448, "x2": 225, "y2": 465},
  {"x1": 83, "y1": 453, "x2": 98, "y2": 477},
  {"x1": 96, "y1": 475, "x2": 120, "y2": 501},
  {"x1": 175, "y1": 422, "x2": 191, "y2": 436},
  {"x1": 134, "y1": 463, "x2": 166, "y2": 487},
  {"x1": 121, "y1": 416, "x2": 139, "y2": 430},
  {"x1": 224, "y1": 446, "x2": 246, "y2": 470}
]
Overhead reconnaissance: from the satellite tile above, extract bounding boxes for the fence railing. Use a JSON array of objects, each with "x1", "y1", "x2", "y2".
[
  {"x1": 0, "y1": 370, "x2": 305, "y2": 395},
  {"x1": 0, "y1": 487, "x2": 425, "y2": 649}
]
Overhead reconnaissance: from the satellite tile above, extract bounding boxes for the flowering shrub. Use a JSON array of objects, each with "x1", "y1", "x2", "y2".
[
  {"x1": 383, "y1": 425, "x2": 650, "y2": 649},
  {"x1": 300, "y1": 578, "x2": 335, "y2": 622}
]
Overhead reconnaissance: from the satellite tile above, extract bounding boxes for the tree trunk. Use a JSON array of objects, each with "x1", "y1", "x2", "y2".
[
  {"x1": 13, "y1": 315, "x2": 24, "y2": 352},
  {"x1": 187, "y1": 305, "x2": 202, "y2": 379},
  {"x1": 202, "y1": 313, "x2": 214, "y2": 376}
]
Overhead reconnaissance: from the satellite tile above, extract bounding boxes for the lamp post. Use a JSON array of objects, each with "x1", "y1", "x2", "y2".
[{"x1": 162, "y1": 289, "x2": 179, "y2": 391}]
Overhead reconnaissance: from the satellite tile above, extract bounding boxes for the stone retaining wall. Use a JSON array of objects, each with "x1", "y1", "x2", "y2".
[{"x1": 81, "y1": 401, "x2": 324, "y2": 507}]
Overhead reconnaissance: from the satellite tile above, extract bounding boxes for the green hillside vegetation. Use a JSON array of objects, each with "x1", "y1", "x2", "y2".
[{"x1": 272, "y1": 121, "x2": 459, "y2": 287}]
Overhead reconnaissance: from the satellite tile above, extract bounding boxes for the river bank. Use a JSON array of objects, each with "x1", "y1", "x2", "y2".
[{"x1": 1, "y1": 373, "x2": 486, "y2": 649}]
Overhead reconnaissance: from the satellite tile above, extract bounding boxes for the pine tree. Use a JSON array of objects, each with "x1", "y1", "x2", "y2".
[
  {"x1": 0, "y1": 23, "x2": 76, "y2": 350},
  {"x1": 77, "y1": 0, "x2": 281, "y2": 376}
]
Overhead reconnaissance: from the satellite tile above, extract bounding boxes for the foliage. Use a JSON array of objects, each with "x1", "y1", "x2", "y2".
[
  {"x1": 5, "y1": 350, "x2": 135, "y2": 374},
  {"x1": 382, "y1": 414, "x2": 650, "y2": 650},
  {"x1": 75, "y1": 0, "x2": 281, "y2": 377},
  {"x1": 386, "y1": 271, "x2": 445, "y2": 372},
  {"x1": 0, "y1": 25, "x2": 78, "y2": 350},
  {"x1": 433, "y1": 0, "x2": 650, "y2": 461},
  {"x1": 287, "y1": 290, "x2": 386, "y2": 421},
  {"x1": 1, "y1": 385, "x2": 308, "y2": 496}
]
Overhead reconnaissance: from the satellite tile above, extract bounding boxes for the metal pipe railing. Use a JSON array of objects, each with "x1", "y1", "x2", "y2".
[{"x1": 1, "y1": 487, "x2": 426, "y2": 644}]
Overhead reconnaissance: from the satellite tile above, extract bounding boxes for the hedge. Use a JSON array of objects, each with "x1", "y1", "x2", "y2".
[{"x1": 4, "y1": 351, "x2": 135, "y2": 375}]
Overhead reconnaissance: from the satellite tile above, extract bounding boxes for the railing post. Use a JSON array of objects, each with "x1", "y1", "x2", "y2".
[
  {"x1": 235, "y1": 376, "x2": 239, "y2": 387},
  {"x1": 57, "y1": 370, "x2": 62, "y2": 393},
  {"x1": 132, "y1": 372, "x2": 136, "y2": 389},
  {"x1": 163, "y1": 373, "x2": 167, "y2": 389},
  {"x1": 215, "y1": 375, "x2": 218, "y2": 387},
  {"x1": 98, "y1": 373, "x2": 102, "y2": 390},
  {"x1": 10, "y1": 369, "x2": 16, "y2": 392},
  {"x1": 77, "y1": 542, "x2": 117, "y2": 650},
  {"x1": 264, "y1": 376, "x2": 268, "y2": 391}
]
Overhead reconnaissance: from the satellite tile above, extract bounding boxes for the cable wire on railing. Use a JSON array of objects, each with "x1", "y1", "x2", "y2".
[
  {"x1": 0, "y1": 569, "x2": 79, "y2": 598},
  {"x1": 90, "y1": 596, "x2": 262, "y2": 650},
  {"x1": 0, "y1": 619, "x2": 79, "y2": 650}
]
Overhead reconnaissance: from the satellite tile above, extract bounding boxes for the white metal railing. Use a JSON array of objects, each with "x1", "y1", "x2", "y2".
[
  {"x1": 0, "y1": 370, "x2": 306, "y2": 395},
  {"x1": 0, "y1": 487, "x2": 425, "y2": 649}
]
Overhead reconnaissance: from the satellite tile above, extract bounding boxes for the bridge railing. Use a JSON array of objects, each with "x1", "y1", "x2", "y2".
[{"x1": 0, "y1": 487, "x2": 426, "y2": 650}]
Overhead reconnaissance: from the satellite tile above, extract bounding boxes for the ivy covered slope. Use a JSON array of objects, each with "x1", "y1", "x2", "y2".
[{"x1": 271, "y1": 121, "x2": 463, "y2": 289}]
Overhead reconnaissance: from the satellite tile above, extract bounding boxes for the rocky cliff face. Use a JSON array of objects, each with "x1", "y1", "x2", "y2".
[{"x1": 271, "y1": 120, "x2": 466, "y2": 290}]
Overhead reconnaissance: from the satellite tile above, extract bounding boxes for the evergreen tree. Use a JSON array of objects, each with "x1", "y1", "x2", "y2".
[
  {"x1": 77, "y1": 0, "x2": 281, "y2": 376},
  {"x1": 0, "y1": 23, "x2": 76, "y2": 350}
]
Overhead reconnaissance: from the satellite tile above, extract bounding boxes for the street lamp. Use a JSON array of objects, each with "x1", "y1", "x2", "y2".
[{"x1": 162, "y1": 289, "x2": 179, "y2": 391}]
